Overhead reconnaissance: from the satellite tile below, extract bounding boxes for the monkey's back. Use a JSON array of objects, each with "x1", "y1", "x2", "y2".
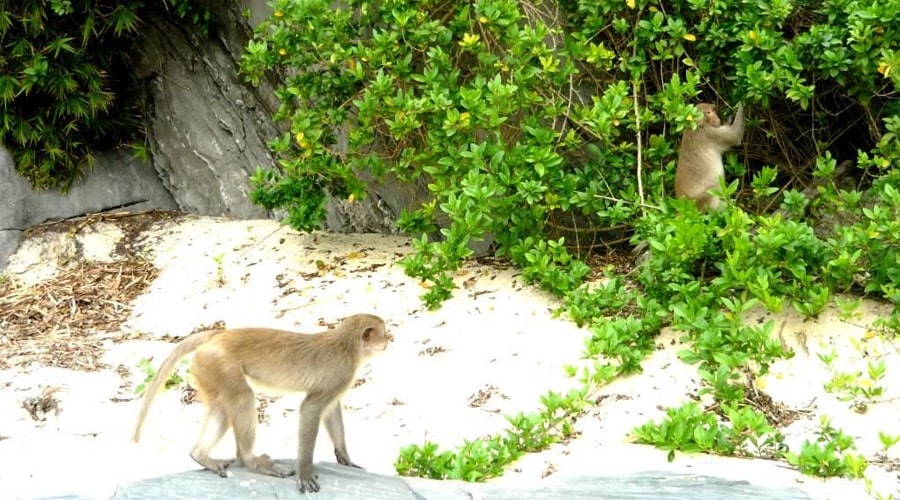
[
  {"x1": 195, "y1": 327, "x2": 356, "y2": 397},
  {"x1": 675, "y1": 131, "x2": 726, "y2": 199}
]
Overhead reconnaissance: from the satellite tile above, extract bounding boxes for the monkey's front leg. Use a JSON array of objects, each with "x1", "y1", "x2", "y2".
[
  {"x1": 296, "y1": 397, "x2": 327, "y2": 493},
  {"x1": 324, "y1": 404, "x2": 364, "y2": 469}
]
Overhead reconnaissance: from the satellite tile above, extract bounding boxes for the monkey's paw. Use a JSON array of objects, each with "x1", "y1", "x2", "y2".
[
  {"x1": 334, "y1": 449, "x2": 364, "y2": 469},
  {"x1": 191, "y1": 454, "x2": 235, "y2": 478},
  {"x1": 250, "y1": 454, "x2": 295, "y2": 478},
  {"x1": 298, "y1": 475, "x2": 320, "y2": 493}
]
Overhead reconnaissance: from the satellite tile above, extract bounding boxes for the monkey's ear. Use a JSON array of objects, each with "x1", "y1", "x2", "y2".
[{"x1": 361, "y1": 327, "x2": 374, "y2": 342}]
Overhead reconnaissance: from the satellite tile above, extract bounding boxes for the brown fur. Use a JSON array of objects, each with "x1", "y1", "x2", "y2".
[
  {"x1": 132, "y1": 313, "x2": 391, "y2": 493},
  {"x1": 674, "y1": 102, "x2": 745, "y2": 210}
]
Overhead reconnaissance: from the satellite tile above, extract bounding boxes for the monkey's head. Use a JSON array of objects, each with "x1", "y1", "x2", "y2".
[
  {"x1": 695, "y1": 103, "x2": 721, "y2": 127},
  {"x1": 345, "y1": 313, "x2": 392, "y2": 356}
]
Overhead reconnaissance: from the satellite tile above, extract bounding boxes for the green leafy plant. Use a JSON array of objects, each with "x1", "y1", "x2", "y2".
[
  {"x1": 632, "y1": 401, "x2": 786, "y2": 462},
  {"x1": 0, "y1": 2, "x2": 141, "y2": 189},
  {"x1": 785, "y1": 417, "x2": 868, "y2": 479},
  {"x1": 0, "y1": 1, "x2": 214, "y2": 190},
  {"x1": 877, "y1": 431, "x2": 900, "y2": 455},
  {"x1": 212, "y1": 253, "x2": 226, "y2": 287},
  {"x1": 395, "y1": 388, "x2": 588, "y2": 481},
  {"x1": 633, "y1": 402, "x2": 727, "y2": 461},
  {"x1": 824, "y1": 359, "x2": 887, "y2": 413},
  {"x1": 134, "y1": 357, "x2": 187, "y2": 396}
]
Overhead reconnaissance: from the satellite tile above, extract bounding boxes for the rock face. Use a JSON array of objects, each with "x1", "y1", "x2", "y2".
[
  {"x1": 0, "y1": 146, "x2": 178, "y2": 268},
  {"x1": 325, "y1": 171, "x2": 428, "y2": 234},
  {"x1": 137, "y1": 9, "x2": 276, "y2": 219}
]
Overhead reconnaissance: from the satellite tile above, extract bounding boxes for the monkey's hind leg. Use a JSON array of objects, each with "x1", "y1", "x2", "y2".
[
  {"x1": 189, "y1": 403, "x2": 234, "y2": 477},
  {"x1": 217, "y1": 369, "x2": 293, "y2": 478},
  {"x1": 324, "y1": 404, "x2": 363, "y2": 469},
  {"x1": 230, "y1": 389, "x2": 293, "y2": 478}
]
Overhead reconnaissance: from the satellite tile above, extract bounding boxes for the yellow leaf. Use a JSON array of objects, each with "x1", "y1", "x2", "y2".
[
  {"x1": 348, "y1": 193, "x2": 356, "y2": 203},
  {"x1": 296, "y1": 131, "x2": 310, "y2": 149},
  {"x1": 278, "y1": 48, "x2": 286, "y2": 56},
  {"x1": 626, "y1": 0, "x2": 636, "y2": 9},
  {"x1": 749, "y1": 30, "x2": 760, "y2": 45},
  {"x1": 478, "y1": 16, "x2": 489, "y2": 23},
  {"x1": 274, "y1": 10, "x2": 284, "y2": 17},
  {"x1": 347, "y1": 251, "x2": 365, "y2": 259},
  {"x1": 863, "y1": 329, "x2": 876, "y2": 339},
  {"x1": 683, "y1": 33, "x2": 696, "y2": 42},
  {"x1": 459, "y1": 33, "x2": 480, "y2": 47}
]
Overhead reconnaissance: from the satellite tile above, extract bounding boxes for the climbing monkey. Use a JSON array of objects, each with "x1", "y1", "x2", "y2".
[
  {"x1": 133, "y1": 313, "x2": 392, "y2": 493},
  {"x1": 675, "y1": 102, "x2": 745, "y2": 210}
]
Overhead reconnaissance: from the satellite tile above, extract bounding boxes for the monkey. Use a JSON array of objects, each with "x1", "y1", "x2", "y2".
[
  {"x1": 132, "y1": 313, "x2": 392, "y2": 493},
  {"x1": 674, "y1": 102, "x2": 745, "y2": 211}
]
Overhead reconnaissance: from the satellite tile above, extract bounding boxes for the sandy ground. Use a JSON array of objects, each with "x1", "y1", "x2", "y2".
[{"x1": 0, "y1": 214, "x2": 897, "y2": 499}]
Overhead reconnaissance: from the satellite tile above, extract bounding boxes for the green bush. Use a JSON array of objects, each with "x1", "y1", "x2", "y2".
[
  {"x1": 242, "y1": 0, "x2": 898, "y2": 309},
  {"x1": 0, "y1": 1, "x2": 141, "y2": 189},
  {"x1": 0, "y1": 0, "x2": 212, "y2": 190}
]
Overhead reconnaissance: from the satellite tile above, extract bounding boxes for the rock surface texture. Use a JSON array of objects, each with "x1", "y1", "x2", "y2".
[
  {"x1": 41, "y1": 461, "x2": 814, "y2": 500},
  {"x1": 0, "y1": 146, "x2": 177, "y2": 268},
  {"x1": 137, "y1": 10, "x2": 275, "y2": 220}
]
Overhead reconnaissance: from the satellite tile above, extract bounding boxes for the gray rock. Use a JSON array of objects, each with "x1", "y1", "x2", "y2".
[
  {"x1": 0, "y1": 145, "x2": 178, "y2": 269},
  {"x1": 105, "y1": 462, "x2": 811, "y2": 500},
  {"x1": 0, "y1": 230, "x2": 23, "y2": 271},
  {"x1": 137, "y1": 11, "x2": 277, "y2": 219},
  {"x1": 0, "y1": 422, "x2": 810, "y2": 500}
]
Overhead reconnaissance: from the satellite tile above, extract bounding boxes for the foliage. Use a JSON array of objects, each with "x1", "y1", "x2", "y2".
[
  {"x1": 820, "y1": 333, "x2": 890, "y2": 413},
  {"x1": 0, "y1": 1, "x2": 140, "y2": 189},
  {"x1": 242, "y1": 0, "x2": 667, "y2": 308},
  {"x1": 632, "y1": 401, "x2": 787, "y2": 461},
  {"x1": 134, "y1": 357, "x2": 187, "y2": 395},
  {"x1": 785, "y1": 417, "x2": 868, "y2": 479},
  {"x1": 242, "y1": 0, "x2": 899, "y2": 309},
  {"x1": 0, "y1": 0, "x2": 212, "y2": 190},
  {"x1": 395, "y1": 388, "x2": 588, "y2": 481}
]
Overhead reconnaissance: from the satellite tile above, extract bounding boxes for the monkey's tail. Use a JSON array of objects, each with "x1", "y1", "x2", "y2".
[{"x1": 131, "y1": 330, "x2": 219, "y2": 443}]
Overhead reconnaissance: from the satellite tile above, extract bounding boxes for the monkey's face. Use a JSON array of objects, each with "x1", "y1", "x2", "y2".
[
  {"x1": 698, "y1": 105, "x2": 721, "y2": 127},
  {"x1": 362, "y1": 325, "x2": 392, "y2": 355}
]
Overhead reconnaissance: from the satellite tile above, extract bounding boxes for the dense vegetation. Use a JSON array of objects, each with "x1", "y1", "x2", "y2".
[{"x1": 241, "y1": 0, "x2": 899, "y2": 309}]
